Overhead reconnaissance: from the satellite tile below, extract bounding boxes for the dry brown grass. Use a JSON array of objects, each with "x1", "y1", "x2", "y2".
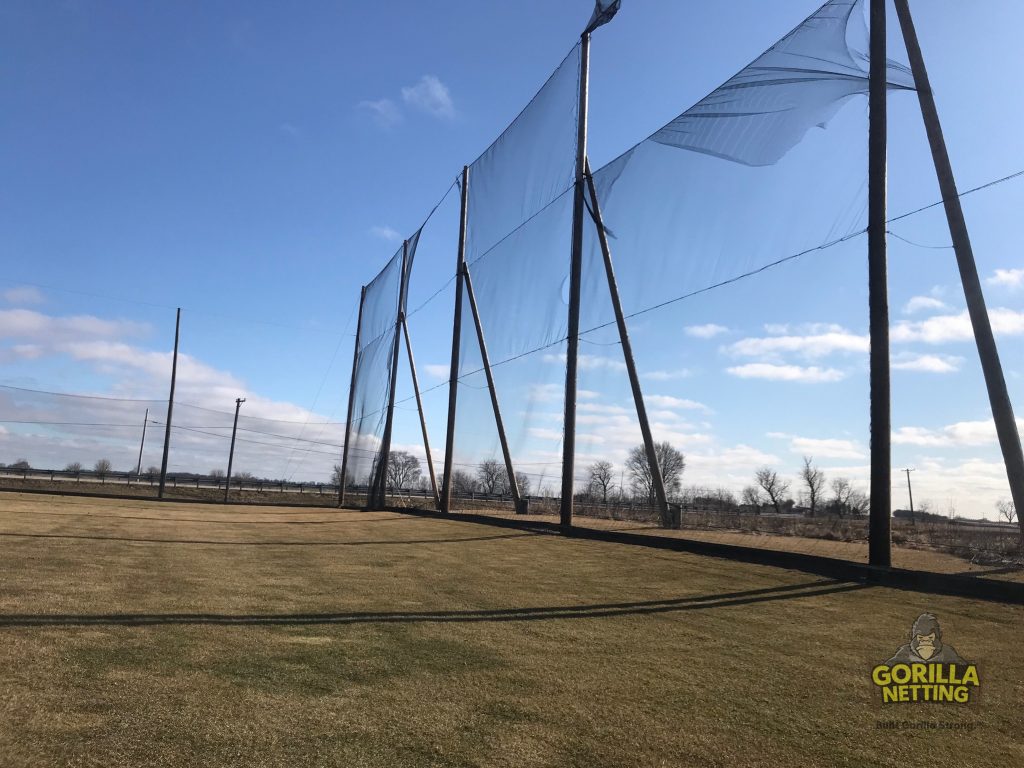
[{"x1": 0, "y1": 492, "x2": 1021, "y2": 767}]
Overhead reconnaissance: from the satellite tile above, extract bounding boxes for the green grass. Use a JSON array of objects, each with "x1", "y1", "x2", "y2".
[{"x1": 0, "y1": 492, "x2": 1021, "y2": 767}]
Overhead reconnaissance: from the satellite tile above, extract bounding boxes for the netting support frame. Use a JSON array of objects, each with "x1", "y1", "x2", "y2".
[
  {"x1": 338, "y1": 285, "x2": 366, "y2": 508},
  {"x1": 370, "y1": 240, "x2": 409, "y2": 510},
  {"x1": 441, "y1": 166, "x2": 470, "y2": 515},
  {"x1": 868, "y1": 0, "x2": 892, "y2": 567},
  {"x1": 463, "y1": 262, "x2": 526, "y2": 514},
  {"x1": 135, "y1": 407, "x2": 149, "y2": 477},
  {"x1": 157, "y1": 307, "x2": 181, "y2": 500},
  {"x1": 584, "y1": 157, "x2": 672, "y2": 527},
  {"x1": 402, "y1": 315, "x2": 440, "y2": 509},
  {"x1": 896, "y1": 0, "x2": 1024, "y2": 546},
  {"x1": 560, "y1": 31, "x2": 591, "y2": 528}
]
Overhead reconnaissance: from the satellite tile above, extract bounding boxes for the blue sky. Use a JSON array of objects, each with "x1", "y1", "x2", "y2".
[{"x1": 1, "y1": 1, "x2": 1022, "y2": 518}]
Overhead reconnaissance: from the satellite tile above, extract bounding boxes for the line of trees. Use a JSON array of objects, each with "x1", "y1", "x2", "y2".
[{"x1": 741, "y1": 457, "x2": 868, "y2": 517}]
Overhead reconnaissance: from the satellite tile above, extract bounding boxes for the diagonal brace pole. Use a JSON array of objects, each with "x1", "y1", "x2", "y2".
[
  {"x1": 584, "y1": 157, "x2": 671, "y2": 526},
  {"x1": 402, "y1": 315, "x2": 440, "y2": 508}
]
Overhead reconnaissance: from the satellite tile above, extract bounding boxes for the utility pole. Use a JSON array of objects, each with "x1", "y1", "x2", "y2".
[
  {"x1": 224, "y1": 397, "x2": 245, "y2": 503},
  {"x1": 135, "y1": 408, "x2": 149, "y2": 476},
  {"x1": 158, "y1": 308, "x2": 181, "y2": 500},
  {"x1": 903, "y1": 468, "x2": 915, "y2": 524},
  {"x1": 867, "y1": 0, "x2": 891, "y2": 567},
  {"x1": 339, "y1": 286, "x2": 366, "y2": 507}
]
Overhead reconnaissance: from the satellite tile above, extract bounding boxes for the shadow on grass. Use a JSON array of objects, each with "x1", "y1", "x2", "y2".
[
  {"x1": 6, "y1": 509, "x2": 412, "y2": 526},
  {"x1": 0, "y1": 579, "x2": 868, "y2": 628},
  {"x1": 0, "y1": 530, "x2": 539, "y2": 547}
]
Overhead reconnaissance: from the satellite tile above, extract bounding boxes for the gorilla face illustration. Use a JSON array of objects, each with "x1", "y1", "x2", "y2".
[{"x1": 909, "y1": 613, "x2": 943, "y2": 660}]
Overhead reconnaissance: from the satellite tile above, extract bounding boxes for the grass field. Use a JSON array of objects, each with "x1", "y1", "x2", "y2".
[{"x1": 0, "y1": 492, "x2": 1021, "y2": 767}]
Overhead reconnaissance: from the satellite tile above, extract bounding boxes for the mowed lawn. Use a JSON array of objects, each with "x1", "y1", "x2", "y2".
[{"x1": 0, "y1": 493, "x2": 1020, "y2": 768}]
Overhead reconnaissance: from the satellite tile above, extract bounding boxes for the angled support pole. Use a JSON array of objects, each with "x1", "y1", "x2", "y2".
[
  {"x1": 583, "y1": 157, "x2": 671, "y2": 526},
  {"x1": 158, "y1": 307, "x2": 181, "y2": 500},
  {"x1": 402, "y1": 315, "x2": 440, "y2": 508},
  {"x1": 372, "y1": 240, "x2": 409, "y2": 509},
  {"x1": 560, "y1": 31, "x2": 591, "y2": 527},
  {"x1": 868, "y1": 0, "x2": 891, "y2": 567},
  {"x1": 339, "y1": 285, "x2": 367, "y2": 507},
  {"x1": 895, "y1": 0, "x2": 1024, "y2": 544},
  {"x1": 462, "y1": 262, "x2": 526, "y2": 514},
  {"x1": 441, "y1": 166, "x2": 470, "y2": 513}
]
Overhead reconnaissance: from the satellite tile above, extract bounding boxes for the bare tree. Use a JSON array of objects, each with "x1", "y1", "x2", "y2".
[
  {"x1": 741, "y1": 485, "x2": 762, "y2": 511},
  {"x1": 146, "y1": 465, "x2": 161, "y2": 475},
  {"x1": 755, "y1": 467, "x2": 790, "y2": 515},
  {"x1": 626, "y1": 442, "x2": 685, "y2": 504},
  {"x1": 93, "y1": 459, "x2": 112, "y2": 478},
  {"x1": 64, "y1": 462, "x2": 83, "y2": 473},
  {"x1": 799, "y1": 456, "x2": 825, "y2": 517},
  {"x1": 209, "y1": 468, "x2": 225, "y2": 479},
  {"x1": 452, "y1": 470, "x2": 478, "y2": 495},
  {"x1": 477, "y1": 460, "x2": 506, "y2": 495},
  {"x1": 997, "y1": 499, "x2": 1017, "y2": 525},
  {"x1": 516, "y1": 471, "x2": 532, "y2": 497},
  {"x1": 386, "y1": 451, "x2": 421, "y2": 490},
  {"x1": 588, "y1": 460, "x2": 614, "y2": 502},
  {"x1": 10, "y1": 459, "x2": 30, "y2": 470}
]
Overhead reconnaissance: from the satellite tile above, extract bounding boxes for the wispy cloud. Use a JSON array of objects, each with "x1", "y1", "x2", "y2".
[
  {"x1": 358, "y1": 98, "x2": 402, "y2": 128},
  {"x1": 767, "y1": 432, "x2": 866, "y2": 459},
  {"x1": 542, "y1": 352, "x2": 625, "y2": 372},
  {"x1": 726, "y1": 329, "x2": 867, "y2": 359},
  {"x1": 642, "y1": 369, "x2": 691, "y2": 381},
  {"x1": 891, "y1": 308, "x2": 1024, "y2": 344},
  {"x1": 2, "y1": 286, "x2": 45, "y2": 305},
  {"x1": 891, "y1": 353, "x2": 962, "y2": 373},
  {"x1": 401, "y1": 75, "x2": 455, "y2": 120},
  {"x1": 370, "y1": 225, "x2": 402, "y2": 242},
  {"x1": 902, "y1": 295, "x2": 948, "y2": 315},
  {"x1": 424, "y1": 364, "x2": 449, "y2": 379},
  {"x1": 726, "y1": 363, "x2": 845, "y2": 383},
  {"x1": 685, "y1": 323, "x2": 728, "y2": 339},
  {"x1": 986, "y1": 268, "x2": 1024, "y2": 289},
  {"x1": 892, "y1": 418, "x2": 1024, "y2": 448}
]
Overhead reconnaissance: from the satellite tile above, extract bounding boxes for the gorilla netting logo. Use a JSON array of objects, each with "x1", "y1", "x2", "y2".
[{"x1": 871, "y1": 613, "x2": 980, "y2": 704}]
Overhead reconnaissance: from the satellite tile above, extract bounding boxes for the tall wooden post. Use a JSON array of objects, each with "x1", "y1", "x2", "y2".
[
  {"x1": 224, "y1": 397, "x2": 245, "y2": 503},
  {"x1": 895, "y1": 0, "x2": 1024, "y2": 543},
  {"x1": 157, "y1": 308, "x2": 180, "y2": 500},
  {"x1": 584, "y1": 159, "x2": 671, "y2": 526},
  {"x1": 868, "y1": 0, "x2": 891, "y2": 567},
  {"x1": 372, "y1": 241, "x2": 409, "y2": 509},
  {"x1": 441, "y1": 166, "x2": 470, "y2": 513},
  {"x1": 463, "y1": 264, "x2": 525, "y2": 513},
  {"x1": 135, "y1": 407, "x2": 149, "y2": 476},
  {"x1": 339, "y1": 286, "x2": 366, "y2": 507},
  {"x1": 560, "y1": 33, "x2": 590, "y2": 527},
  {"x1": 402, "y1": 316, "x2": 440, "y2": 508}
]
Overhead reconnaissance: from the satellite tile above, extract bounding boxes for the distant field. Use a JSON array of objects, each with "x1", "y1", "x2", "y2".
[{"x1": 0, "y1": 492, "x2": 1021, "y2": 767}]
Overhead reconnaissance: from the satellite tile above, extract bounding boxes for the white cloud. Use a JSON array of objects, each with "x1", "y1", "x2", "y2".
[
  {"x1": 902, "y1": 295, "x2": 949, "y2": 315},
  {"x1": 891, "y1": 308, "x2": 1024, "y2": 344},
  {"x1": 891, "y1": 354, "x2": 963, "y2": 373},
  {"x1": 358, "y1": 98, "x2": 402, "y2": 128},
  {"x1": 0, "y1": 309, "x2": 148, "y2": 343},
  {"x1": 642, "y1": 369, "x2": 691, "y2": 381},
  {"x1": 646, "y1": 394, "x2": 710, "y2": 412},
  {"x1": 892, "y1": 418, "x2": 1024, "y2": 448},
  {"x1": 986, "y1": 268, "x2": 1024, "y2": 289},
  {"x1": 370, "y1": 225, "x2": 402, "y2": 242},
  {"x1": 401, "y1": 75, "x2": 455, "y2": 120},
  {"x1": 685, "y1": 323, "x2": 728, "y2": 339},
  {"x1": 726, "y1": 363, "x2": 845, "y2": 383},
  {"x1": 424, "y1": 364, "x2": 449, "y2": 379},
  {"x1": 726, "y1": 329, "x2": 867, "y2": 359},
  {"x1": 767, "y1": 432, "x2": 866, "y2": 460},
  {"x1": 2, "y1": 286, "x2": 45, "y2": 305},
  {"x1": 542, "y1": 352, "x2": 625, "y2": 372}
]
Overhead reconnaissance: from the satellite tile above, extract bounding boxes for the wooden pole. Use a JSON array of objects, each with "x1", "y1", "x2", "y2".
[
  {"x1": 372, "y1": 241, "x2": 408, "y2": 509},
  {"x1": 895, "y1": 0, "x2": 1024, "y2": 544},
  {"x1": 560, "y1": 33, "x2": 590, "y2": 527},
  {"x1": 157, "y1": 308, "x2": 180, "y2": 500},
  {"x1": 441, "y1": 166, "x2": 470, "y2": 513},
  {"x1": 224, "y1": 397, "x2": 245, "y2": 503},
  {"x1": 135, "y1": 407, "x2": 149, "y2": 476},
  {"x1": 583, "y1": 158, "x2": 671, "y2": 526},
  {"x1": 339, "y1": 285, "x2": 367, "y2": 507},
  {"x1": 463, "y1": 264, "x2": 525, "y2": 513},
  {"x1": 402, "y1": 316, "x2": 440, "y2": 508},
  {"x1": 868, "y1": 0, "x2": 891, "y2": 567}
]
